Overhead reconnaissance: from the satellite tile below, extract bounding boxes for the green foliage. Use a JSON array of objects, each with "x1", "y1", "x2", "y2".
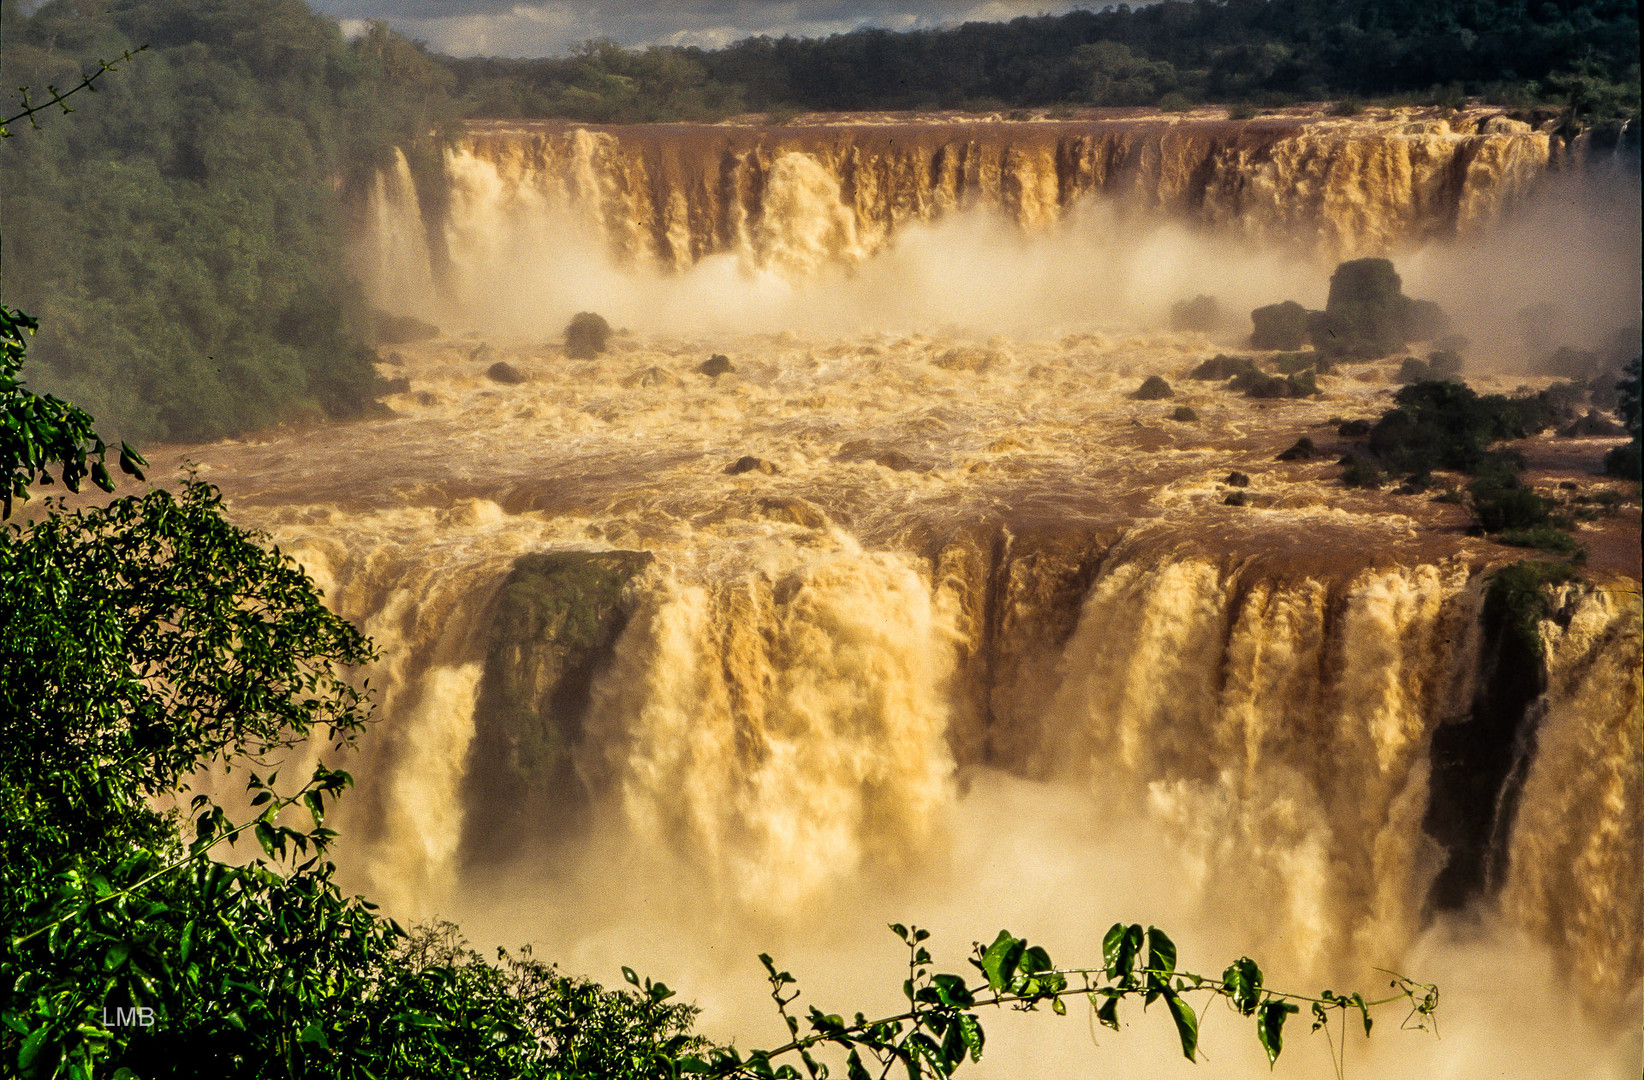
[
  {"x1": 439, "y1": 2, "x2": 1639, "y2": 121},
  {"x1": 0, "y1": 315, "x2": 711, "y2": 1079},
  {"x1": 1, "y1": 1, "x2": 456, "y2": 442},
  {"x1": 1606, "y1": 357, "x2": 1643, "y2": 479},
  {"x1": 1481, "y1": 560, "x2": 1579, "y2": 662},
  {"x1": 1366, "y1": 380, "x2": 1559, "y2": 478},
  {"x1": 688, "y1": 925, "x2": 1437, "y2": 1079},
  {"x1": 1497, "y1": 524, "x2": 1583, "y2": 556},
  {"x1": 1468, "y1": 476, "x2": 1552, "y2": 533},
  {"x1": 1, "y1": 305, "x2": 145, "y2": 517}
]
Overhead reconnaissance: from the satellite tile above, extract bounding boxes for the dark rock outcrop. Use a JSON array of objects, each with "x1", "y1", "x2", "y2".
[
  {"x1": 486, "y1": 360, "x2": 529, "y2": 385},
  {"x1": 565, "y1": 311, "x2": 612, "y2": 358}
]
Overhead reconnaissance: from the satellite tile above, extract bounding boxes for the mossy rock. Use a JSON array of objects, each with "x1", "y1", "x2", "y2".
[{"x1": 464, "y1": 549, "x2": 652, "y2": 854}]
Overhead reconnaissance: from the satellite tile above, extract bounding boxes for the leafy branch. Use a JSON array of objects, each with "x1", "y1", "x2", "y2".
[
  {"x1": 1, "y1": 305, "x2": 146, "y2": 517},
  {"x1": 10, "y1": 764, "x2": 354, "y2": 951},
  {"x1": 682, "y1": 924, "x2": 1437, "y2": 1079},
  {"x1": 0, "y1": 48, "x2": 146, "y2": 139}
]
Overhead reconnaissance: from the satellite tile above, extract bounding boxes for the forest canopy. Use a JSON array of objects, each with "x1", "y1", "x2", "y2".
[
  {"x1": 444, "y1": 0, "x2": 1640, "y2": 123},
  {"x1": 1, "y1": 0, "x2": 454, "y2": 443}
]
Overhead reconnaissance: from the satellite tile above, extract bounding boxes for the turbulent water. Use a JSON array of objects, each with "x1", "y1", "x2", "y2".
[{"x1": 185, "y1": 109, "x2": 1640, "y2": 1077}]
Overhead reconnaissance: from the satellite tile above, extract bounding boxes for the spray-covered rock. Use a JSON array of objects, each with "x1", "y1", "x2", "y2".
[{"x1": 565, "y1": 311, "x2": 612, "y2": 359}]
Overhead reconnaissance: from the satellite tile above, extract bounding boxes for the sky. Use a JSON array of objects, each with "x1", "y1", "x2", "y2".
[{"x1": 306, "y1": 1, "x2": 1101, "y2": 58}]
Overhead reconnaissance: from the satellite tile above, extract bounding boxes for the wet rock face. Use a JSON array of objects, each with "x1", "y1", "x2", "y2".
[
  {"x1": 726, "y1": 455, "x2": 779, "y2": 475},
  {"x1": 1310, "y1": 258, "x2": 1450, "y2": 357},
  {"x1": 486, "y1": 360, "x2": 529, "y2": 384},
  {"x1": 463, "y1": 549, "x2": 653, "y2": 860},
  {"x1": 1133, "y1": 375, "x2": 1174, "y2": 400},
  {"x1": 1250, "y1": 300, "x2": 1310, "y2": 350}
]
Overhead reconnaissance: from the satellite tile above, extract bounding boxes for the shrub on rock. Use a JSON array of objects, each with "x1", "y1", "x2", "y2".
[
  {"x1": 1171, "y1": 405, "x2": 1199, "y2": 422},
  {"x1": 700, "y1": 354, "x2": 734, "y2": 376}
]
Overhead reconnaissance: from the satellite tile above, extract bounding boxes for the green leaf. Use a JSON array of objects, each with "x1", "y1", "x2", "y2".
[
  {"x1": 929, "y1": 974, "x2": 974, "y2": 1008},
  {"x1": 1147, "y1": 926, "x2": 1177, "y2": 980},
  {"x1": 1350, "y1": 992, "x2": 1372, "y2": 1036},
  {"x1": 957, "y1": 1012, "x2": 984, "y2": 1062},
  {"x1": 18, "y1": 1027, "x2": 49, "y2": 1069},
  {"x1": 978, "y1": 931, "x2": 1024, "y2": 992},
  {"x1": 1096, "y1": 997, "x2": 1120, "y2": 1030},
  {"x1": 1222, "y1": 956, "x2": 1262, "y2": 1016},
  {"x1": 1163, "y1": 988, "x2": 1198, "y2": 1062},
  {"x1": 1257, "y1": 1000, "x2": 1298, "y2": 1066}
]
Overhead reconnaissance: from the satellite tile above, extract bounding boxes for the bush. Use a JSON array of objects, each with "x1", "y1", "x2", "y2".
[
  {"x1": 1340, "y1": 455, "x2": 1383, "y2": 488},
  {"x1": 565, "y1": 312, "x2": 612, "y2": 358},
  {"x1": 1171, "y1": 405, "x2": 1199, "y2": 422},
  {"x1": 1367, "y1": 381, "x2": 1559, "y2": 476},
  {"x1": 1604, "y1": 439, "x2": 1642, "y2": 479},
  {"x1": 1133, "y1": 375, "x2": 1174, "y2": 399},
  {"x1": 1498, "y1": 525, "x2": 1583, "y2": 556},
  {"x1": 1469, "y1": 476, "x2": 1551, "y2": 532}
]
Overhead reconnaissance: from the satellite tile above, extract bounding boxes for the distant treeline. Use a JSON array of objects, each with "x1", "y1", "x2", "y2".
[
  {"x1": 1, "y1": 0, "x2": 454, "y2": 442},
  {"x1": 448, "y1": 0, "x2": 1640, "y2": 124}
]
